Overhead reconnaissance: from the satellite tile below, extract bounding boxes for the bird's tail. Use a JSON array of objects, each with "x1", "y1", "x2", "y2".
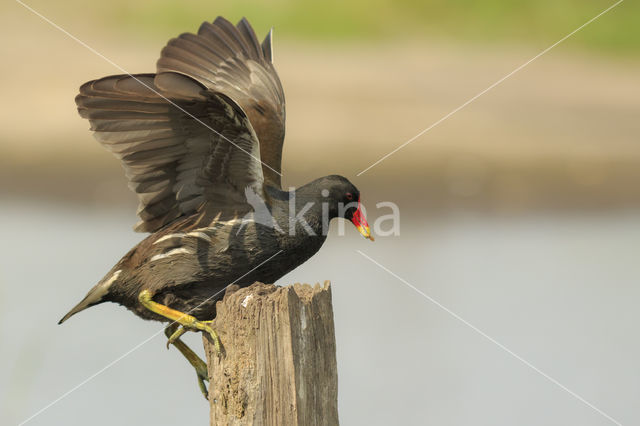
[
  {"x1": 58, "y1": 270, "x2": 122, "y2": 324},
  {"x1": 58, "y1": 294, "x2": 99, "y2": 324}
]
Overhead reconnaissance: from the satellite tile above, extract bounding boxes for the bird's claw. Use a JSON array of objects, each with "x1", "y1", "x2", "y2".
[
  {"x1": 197, "y1": 374, "x2": 209, "y2": 400},
  {"x1": 201, "y1": 322, "x2": 224, "y2": 357},
  {"x1": 165, "y1": 320, "x2": 223, "y2": 357},
  {"x1": 165, "y1": 325, "x2": 187, "y2": 349}
]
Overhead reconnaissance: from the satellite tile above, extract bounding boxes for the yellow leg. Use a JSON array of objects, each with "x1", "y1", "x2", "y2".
[
  {"x1": 138, "y1": 289, "x2": 223, "y2": 355},
  {"x1": 163, "y1": 323, "x2": 209, "y2": 399}
]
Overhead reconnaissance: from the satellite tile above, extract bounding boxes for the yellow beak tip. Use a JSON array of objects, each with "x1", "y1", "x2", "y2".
[{"x1": 357, "y1": 225, "x2": 374, "y2": 241}]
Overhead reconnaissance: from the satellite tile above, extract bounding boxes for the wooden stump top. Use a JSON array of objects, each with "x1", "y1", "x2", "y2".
[{"x1": 204, "y1": 281, "x2": 338, "y2": 426}]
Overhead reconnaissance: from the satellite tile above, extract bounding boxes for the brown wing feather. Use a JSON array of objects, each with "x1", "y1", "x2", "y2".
[
  {"x1": 156, "y1": 17, "x2": 286, "y2": 188},
  {"x1": 76, "y1": 72, "x2": 264, "y2": 233}
]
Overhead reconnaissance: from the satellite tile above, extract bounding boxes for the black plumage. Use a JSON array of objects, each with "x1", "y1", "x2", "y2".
[{"x1": 59, "y1": 19, "x2": 373, "y2": 390}]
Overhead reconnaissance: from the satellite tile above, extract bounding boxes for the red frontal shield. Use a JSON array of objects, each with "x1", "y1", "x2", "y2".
[{"x1": 350, "y1": 198, "x2": 374, "y2": 241}]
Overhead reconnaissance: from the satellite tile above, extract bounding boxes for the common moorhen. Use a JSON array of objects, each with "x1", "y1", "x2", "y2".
[{"x1": 59, "y1": 17, "x2": 373, "y2": 396}]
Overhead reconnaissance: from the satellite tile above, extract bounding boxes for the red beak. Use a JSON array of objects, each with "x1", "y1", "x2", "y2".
[{"x1": 350, "y1": 198, "x2": 374, "y2": 241}]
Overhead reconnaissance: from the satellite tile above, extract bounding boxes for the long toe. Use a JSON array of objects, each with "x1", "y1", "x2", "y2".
[
  {"x1": 196, "y1": 370, "x2": 209, "y2": 400},
  {"x1": 203, "y1": 325, "x2": 223, "y2": 356},
  {"x1": 166, "y1": 326, "x2": 187, "y2": 349}
]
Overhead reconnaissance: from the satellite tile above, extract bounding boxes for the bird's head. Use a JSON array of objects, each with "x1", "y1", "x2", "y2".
[{"x1": 304, "y1": 175, "x2": 374, "y2": 241}]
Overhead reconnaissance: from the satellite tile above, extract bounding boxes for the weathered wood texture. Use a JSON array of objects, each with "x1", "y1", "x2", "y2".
[{"x1": 203, "y1": 281, "x2": 338, "y2": 426}]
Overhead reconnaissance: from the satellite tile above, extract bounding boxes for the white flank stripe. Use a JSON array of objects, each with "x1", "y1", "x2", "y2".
[
  {"x1": 153, "y1": 233, "x2": 186, "y2": 245},
  {"x1": 150, "y1": 248, "x2": 193, "y2": 262},
  {"x1": 186, "y1": 231, "x2": 212, "y2": 243}
]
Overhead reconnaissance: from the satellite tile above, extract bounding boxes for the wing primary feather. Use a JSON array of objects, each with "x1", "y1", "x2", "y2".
[
  {"x1": 236, "y1": 17, "x2": 264, "y2": 61},
  {"x1": 262, "y1": 28, "x2": 274, "y2": 62},
  {"x1": 213, "y1": 16, "x2": 251, "y2": 57}
]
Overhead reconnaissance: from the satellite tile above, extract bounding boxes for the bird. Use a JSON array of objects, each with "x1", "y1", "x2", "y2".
[
  {"x1": 237, "y1": 186, "x2": 283, "y2": 234},
  {"x1": 59, "y1": 16, "x2": 374, "y2": 397}
]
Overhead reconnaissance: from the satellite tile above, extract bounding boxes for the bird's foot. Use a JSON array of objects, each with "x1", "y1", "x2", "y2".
[
  {"x1": 163, "y1": 323, "x2": 210, "y2": 400},
  {"x1": 196, "y1": 372, "x2": 209, "y2": 400},
  {"x1": 170, "y1": 319, "x2": 223, "y2": 357},
  {"x1": 139, "y1": 289, "x2": 224, "y2": 356},
  {"x1": 165, "y1": 325, "x2": 187, "y2": 349},
  {"x1": 200, "y1": 320, "x2": 223, "y2": 357}
]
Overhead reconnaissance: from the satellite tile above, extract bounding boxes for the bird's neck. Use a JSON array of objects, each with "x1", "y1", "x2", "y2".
[{"x1": 266, "y1": 185, "x2": 329, "y2": 238}]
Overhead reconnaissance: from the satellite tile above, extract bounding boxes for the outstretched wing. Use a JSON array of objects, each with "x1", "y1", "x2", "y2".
[
  {"x1": 76, "y1": 72, "x2": 264, "y2": 233},
  {"x1": 156, "y1": 17, "x2": 286, "y2": 188}
]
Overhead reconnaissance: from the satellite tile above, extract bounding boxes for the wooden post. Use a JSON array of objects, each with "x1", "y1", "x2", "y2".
[{"x1": 203, "y1": 281, "x2": 339, "y2": 426}]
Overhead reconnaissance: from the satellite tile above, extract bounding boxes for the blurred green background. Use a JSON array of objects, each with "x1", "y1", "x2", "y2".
[
  {"x1": 15, "y1": 0, "x2": 640, "y2": 51},
  {"x1": 2, "y1": 1, "x2": 639, "y2": 426}
]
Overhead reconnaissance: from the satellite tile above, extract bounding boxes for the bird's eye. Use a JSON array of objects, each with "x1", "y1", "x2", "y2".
[{"x1": 346, "y1": 192, "x2": 353, "y2": 201}]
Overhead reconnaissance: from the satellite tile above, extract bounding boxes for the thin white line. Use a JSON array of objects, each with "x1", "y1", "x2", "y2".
[
  {"x1": 356, "y1": 250, "x2": 623, "y2": 426},
  {"x1": 17, "y1": 332, "x2": 162, "y2": 426},
  {"x1": 356, "y1": 0, "x2": 624, "y2": 176},
  {"x1": 19, "y1": 250, "x2": 283, "y2": 425},
  {"x1": 14, "y1": 0, "x2": 282, "y2": 178}
]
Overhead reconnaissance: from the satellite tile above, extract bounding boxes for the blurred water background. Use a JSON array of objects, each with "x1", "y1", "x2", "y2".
[{"x1": 1, "y1": 1, "x2": 639, "y2": 425}]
